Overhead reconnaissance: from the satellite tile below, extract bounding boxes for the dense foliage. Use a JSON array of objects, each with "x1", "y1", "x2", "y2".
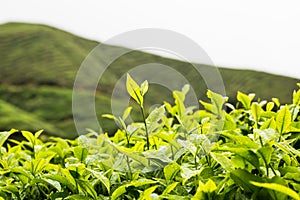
[{"x1": 0, "y1": 75, "x2": 300, "y2": 199}]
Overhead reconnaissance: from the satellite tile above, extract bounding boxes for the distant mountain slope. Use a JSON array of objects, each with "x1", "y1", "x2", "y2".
[
  {"x1": 0, "y1": 22, "x2": 98, "y2": 86},
  {"x1": 0, "y1": 22, "x2": 299, "y2": 137},
  {"x1": 0, "y1": 85, "x2": 112, "y2": 138},
  {"x1": 0, "y1": 99, "x2": 63, "y2": 137}
]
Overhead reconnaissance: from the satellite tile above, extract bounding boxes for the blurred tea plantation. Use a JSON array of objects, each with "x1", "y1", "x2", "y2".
[{"x1": 0, "y1": 22, "x2": 299, "y2": 138}]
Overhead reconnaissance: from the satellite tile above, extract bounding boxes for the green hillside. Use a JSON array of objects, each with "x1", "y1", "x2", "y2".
[
  {"x1": 0, "y1": 22, "x2": 299, "y2": 138},
  {"x1": 0, "y1": 85, "x2": 114, "y2": 138},
  {"x1": 0, "y1": 99, "x2": 62, "y2": 137}
]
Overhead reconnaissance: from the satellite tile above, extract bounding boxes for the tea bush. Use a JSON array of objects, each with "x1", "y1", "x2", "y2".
[{"x1": 0, "y1": 75, "x2": 300, "y2": 199}]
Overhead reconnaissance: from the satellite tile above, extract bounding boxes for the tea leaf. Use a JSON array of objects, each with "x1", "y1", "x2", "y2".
[
  {"x1": 276, "y1": 105, "x2": 291, "y2": 134},
  {"x1": 250, "y1": 181, "x2": 300, "y2": 200},
  {"x1": 230, "y1": 169, "x2": 263, "y2": 193},
  {"x1": 140, "y1": 80, "x2": 149, "y2": 96},
  {"x1": 86, "y1": 168, "x2": 110, "y2": 194},
  {"x1": 293, "y1": 89, "x2": 300, "y2": 106},
  {"x1": 73, "y1": 146, "x2": 88, "y2": 163},
  {"x1": 251, "y1": 102, "x2": 262, "y2": 123},
  {"x1": 272, "y1": 98, "x2": 280, "y2": 107},
  {"x1": 139, "y1": 185, "x2": 158, "y2": 199},
  {"x1": 237, "y1": 92, "x2": 255, "y2": 109},
  {"x1": 77, "y1": 179, "x2": 97, "y2": 199},
  {"x1": 162, "y1": 182, "x2": 179, "y2": 195},
  {"x1": 111, "y1": 179, "x2": 156, "y2": 200},
  {"x1": 122, "y1": 106, "x2": 133, "y2": 121},
  {"x1": 126, "y1": 74, "x2": 143, "y2": 106},
  {"x1": 0, "y1": 130, "x2": 14, "y2": 148},
  {"x1": 164, "y1": 162, "x2": 180, "y2": 180},
  {"x1": 210, "y1": 152, "x2": 234, "y2": 172}
]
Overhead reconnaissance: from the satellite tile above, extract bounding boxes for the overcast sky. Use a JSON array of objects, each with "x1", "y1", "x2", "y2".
[{"x1": 1, "y1": 0, "x2": 300, "y2": 78}]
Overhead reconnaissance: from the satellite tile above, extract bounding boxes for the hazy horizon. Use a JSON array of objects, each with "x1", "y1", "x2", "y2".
[{"x1": 1, "y1": 0, "x2": 300, "y2": 78}]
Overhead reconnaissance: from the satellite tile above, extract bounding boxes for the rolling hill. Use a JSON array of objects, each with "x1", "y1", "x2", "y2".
[{"x1": 0, "y1": 22, "x2": 299, "y2": 138}]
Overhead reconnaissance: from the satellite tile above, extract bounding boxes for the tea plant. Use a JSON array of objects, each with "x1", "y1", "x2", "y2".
[{"x1": 0, "y1": 75, "x2": 300, "y2": 199}]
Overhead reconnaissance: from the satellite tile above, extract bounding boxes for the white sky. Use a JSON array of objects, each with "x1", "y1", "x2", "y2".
[{"x1": 1, "y1": 0, "x2": 300, "y2": 78}]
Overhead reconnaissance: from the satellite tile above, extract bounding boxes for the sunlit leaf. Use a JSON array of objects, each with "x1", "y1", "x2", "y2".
[
  {"x1": 102, "y1": 114, "x2": 116, "y2": 120},
  {"x1": 140, "y1": 80, "x2": 149, "y2": 96},
  {"x1": 162, "y1": 182, "x2": 179, "y2": 195},
  {"x1": 266, "y1": 102, "x2": 275, "y2": 111},
  {"x1": 251, "y1": 102, "x2": 262, "y2": 123},
  {"x1": 276, "y1": 105, "x2": 291, "y2": 134},
  {"x1": 201, "y1": 179, "x2": 217, "y2": 193},
  {"x1": 261, "y1": 117, "x2": 276, "y2": 130},
  {"x1": 173, "y1": 90, "x2": 186, "y2": 117},
  {"x1": 220, "y1": 132, "x2": 259, "y2": 149},
  {"x1": 250, "y1": 181, "x2": 300, "y2": 200},
  {"x1": 272, "y1": 98, "x2": 280, "y2": 107},
  {"x1": 164, "y1": 162, "x2": 180, "y2": 180},
  {"x1": 73, "y1": 146, "x2": 88, "y2": 163},
  {"x1": 0, "y1": 131, "x2": 13, "y2": 148},
  {"x1": 22, "y1": 131, "x2": 36, "y2": 147},
  {"x1": 207, "y1": 90, "x2": 228, "y2": 116},
  {"x1": 210, "y1": 152, "x2": 234, "y2": 172},
  {"x1": 139, "y1": 185, "x2": 158, "y2": 199},
  {"x1": 46, "y1": 174, "x2": 76, "y2": 192},
  {"x1": 237, "y1": 92, "x2": 255, "y2": 109},
  {"x1": 126, "y1": 73, "x2": 143, "y2": 106},
  {"x1": 122, "y1": 106, "x2": 133, "y2": 121},
  {"x1": 293, "y1": 89, "x2": 300, "y2": 106}
]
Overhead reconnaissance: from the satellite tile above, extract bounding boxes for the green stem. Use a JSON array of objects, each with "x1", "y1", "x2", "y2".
[
  {"x1": 208, "y1": 194, "x2": 212, "y2": 200},
  {"x1": 261, "y1": 155, "x2": 269, "y2": 177},
  {"x1": 259, "y1": 136, "x2": 264, "y2": 147},
  {"x1": 140, "y1": 107, "x2": 150, "y2": 150},
  {"x1": 125, "y1": 130, "x2": 130, "y2": 148},
  {"x1": 206, "y1": 155, "x2": 211, "y2": 167},
  {"x1": 125, "y1": 155, "x2": 132, "y2": 180},
  {"x1": 200, "y1": 144, "x2": 211, "y2": 167},
  {"x1": 291, "y1": 105, "x2": 297, "y2": 121},
  {"x1": 194, "y1": 175, "x2": 198, "y2": 191},
  {"x1": 194, "y1": 153, "x2": 198, "y2": 170},
  {"x1": 171, "y1": 145, "x2": 174, "y2": 160},
  {"x1": 269, "y1": 164, "x2": 277, "y2": 176},
  {"x1": 36, "y1": 183, "x2": 47, "y2": 198},
  {"x1": 75, "y1": 167, "x2": 79, "y2": 193},
  {"x1": 278, "y1": 135, "x2": 282, "y2": 143}
]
